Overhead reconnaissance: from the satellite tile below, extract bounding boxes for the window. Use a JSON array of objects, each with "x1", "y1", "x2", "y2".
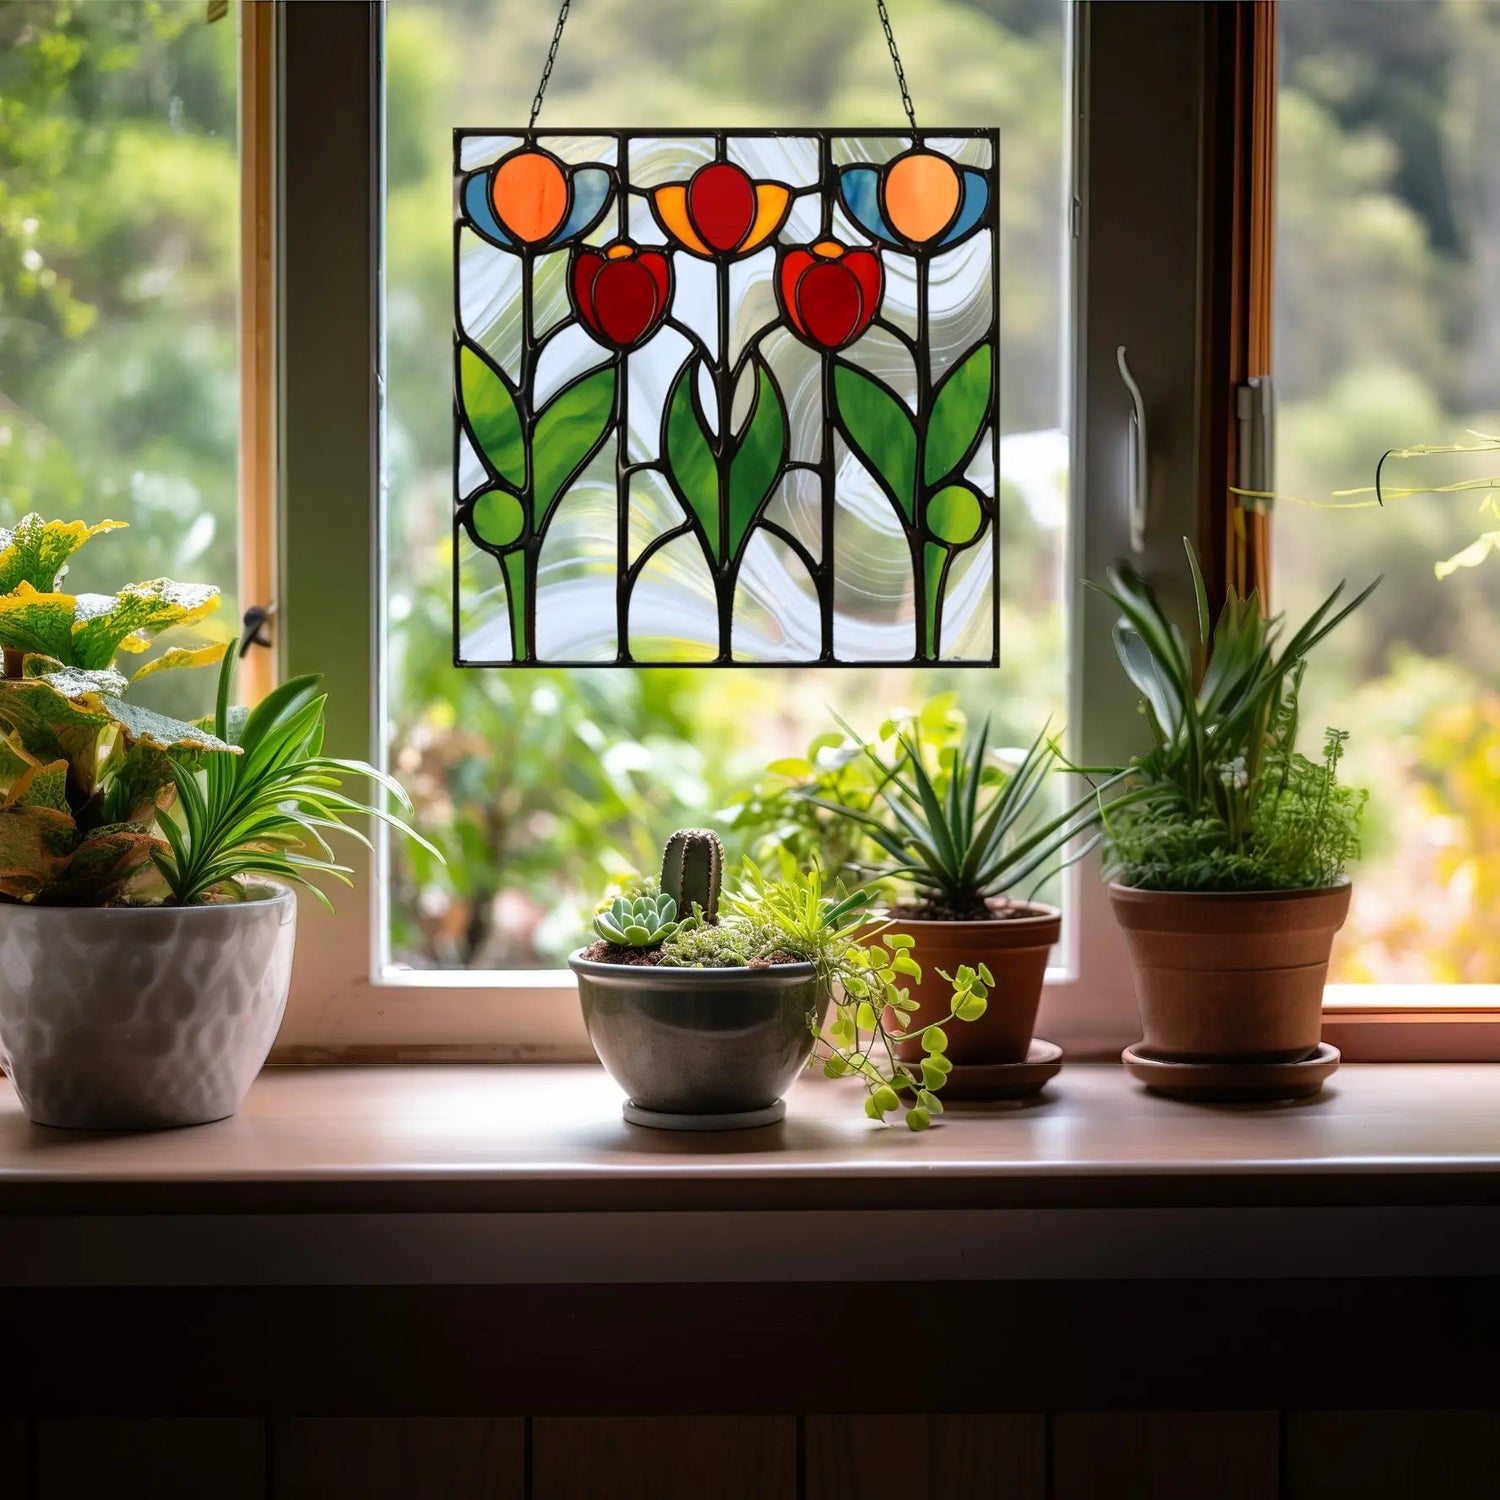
[
  {"x1": 381, "y1": 1, "x2": 1072, "y2": 970},
  {"x1": 272, "y1": 3, "x2": 1234, "y2": 1057},
  {"x1": 0, "y1": 0, "x2": 241, "y2": 711},
  {"x1": 1274, "y1": 0, "x2": 1500, "y2": 1008}
]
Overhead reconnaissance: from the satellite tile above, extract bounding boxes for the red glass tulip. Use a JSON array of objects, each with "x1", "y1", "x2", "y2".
[
  {"x1": 778, "y1": 241, "x2": 884, "y2": 352},
  {"x1": 571, "y1": 241, "x2": 671, "y2": 351},
  {"x1": 653, "y1": 162, "x2": 790, "y2": 259}
]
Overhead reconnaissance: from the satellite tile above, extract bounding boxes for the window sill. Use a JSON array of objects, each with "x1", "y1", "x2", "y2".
[{"x1": 3, "y1": 1063, "x2": 1500, "y2": 1286}]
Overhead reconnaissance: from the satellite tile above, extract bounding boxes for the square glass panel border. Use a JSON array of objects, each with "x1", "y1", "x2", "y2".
[{"x1": 452, "y1": 128, "x2": 1000, "y2": 667}]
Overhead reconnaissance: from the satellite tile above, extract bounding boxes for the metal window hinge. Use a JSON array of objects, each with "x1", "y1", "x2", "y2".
[{"x1": 1236, "y1": 376, "x2": 1276, "y2": 504}]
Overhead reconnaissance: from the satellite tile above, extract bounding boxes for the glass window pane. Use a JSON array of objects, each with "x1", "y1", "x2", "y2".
[
  {"x1": 383, "y1": 0, "x2": 1071, "y2": 972},
  {"x1": 0, "y1": 0, "x2": 241, "y2": 723},
  {"x1": 1275, "y1": 0, "x2": 1500, "y2": 987}
]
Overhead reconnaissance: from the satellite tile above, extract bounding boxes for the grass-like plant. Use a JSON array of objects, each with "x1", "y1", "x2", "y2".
[
  {"x1": 1089, "y1": 539, "x2": 1376, "y2": 891},
  {"x1": 805, "y1": 712, "x2": 1105, "y2": 920},
  {"x1": 155, "y1": 632, "x2": 435, "y2": 906}
]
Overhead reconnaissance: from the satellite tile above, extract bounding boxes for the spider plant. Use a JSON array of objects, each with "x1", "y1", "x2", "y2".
[
  {"x1": 1088, "y1": 538, "x2": 1377, "y2": 890},
  {"x1": 154, "y1": 634, "x2": 438, "y2": 906},
  {"x1": 807, "y1": 713, "x2": 1106, "y2": 920}
]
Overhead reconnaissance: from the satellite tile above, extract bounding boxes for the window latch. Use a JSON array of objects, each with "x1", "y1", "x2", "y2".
[{"x1": 1117, "y1": 346, "x2": 1148, "y2": 554}]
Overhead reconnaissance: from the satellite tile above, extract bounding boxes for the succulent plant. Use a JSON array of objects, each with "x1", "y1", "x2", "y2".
[
  {"x1": 593, "y1": 891, "x2": 681, "y2": 948},
  {"x1": 660, "y1": 827, "x2": 723, "y2": 923}
]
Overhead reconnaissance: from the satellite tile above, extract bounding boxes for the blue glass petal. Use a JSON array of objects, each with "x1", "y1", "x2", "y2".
[
  {"x1": 939, "y1": 170, "x2": 990, "y2": 246},
  {"x1": 839, "y1": 167, "x2": 898, "y2": 247},
  {"x1": 463, "y1": 172, "x2": 512, "y2": 247},
  {"x1": 548, "y1": 167, "x2": 612, "y2": 247}
]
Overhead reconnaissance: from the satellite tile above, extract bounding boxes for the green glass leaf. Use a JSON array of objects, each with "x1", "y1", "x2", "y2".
[
  {"x1": 855, "y1": 1000, "x2": 879, "y2": 1031},
  {"x1": 665, "y1": 358, "x2": 719, "y2": 556},
  {"x1": 921, "y1": 1058, "x2": 946, "y2": 1090},
  {"x1": 728, "y1": 360, "x2": 787, "y2": 557},
  {"x1": 921, "y1": 1026, "x2": 948, "y2": 1054},
  {"x1": 472, "y1": 488, "x2": 526, "y2": 549},
  {"x1": 927, "y1": 484, "x2": 984, "y2": 546},
  {"x1": 459, "y1": 342, "x2": 525, "y2": 487},
  {"x1": 864, "y1": 1095, "x2": 884, "y2": 1120},
  {"x1": 834, "y1": 363, "x2": 916, "y2": 523},
  {"x1": 905, "y1": 1106, "x2": 932, "y2": 1131},
  {"x1": 534, "y1": 364, "x2": 615, "y2": 512},
  {"x1": 922, "y1": 541, "x2": 947, "y2": 659},
  {"x1": 0, "y1": 515, "x2": 126, "y2": 596},
  {"x1": 501, "y1": 550, "x2": 529, "y2": 661},
  {"x1": 925, "y1": 344, "x2": 993, "y2": 485}
]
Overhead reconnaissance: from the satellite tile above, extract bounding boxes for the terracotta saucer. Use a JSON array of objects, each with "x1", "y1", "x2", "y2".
[
  {"x1": 935, "y1": 1039, "x2": 1064, "y2": 1102},
  {"x1": 1122, "y1": 1041, "x2": 1340, "y2": 1102}
]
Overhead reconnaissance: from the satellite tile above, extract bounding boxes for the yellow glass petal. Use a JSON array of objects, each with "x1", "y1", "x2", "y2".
[
  {"x1": 740, "y1": 184, "x2": 792, "y2": 253},
  {"x1": 884, "y1": 152, "x2": 961, "y2": 245},
  {"x1": 654, "y1": 185, "x2": 711, "y2": 255}
]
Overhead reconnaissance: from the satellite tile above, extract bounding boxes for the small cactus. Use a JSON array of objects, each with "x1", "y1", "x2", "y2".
[
  {"x1": 661, "y1": 827, "x2": 724, "y2": 923},
  {"x1": 593, "y1": 892, "x2": 681, "y2": 948}
]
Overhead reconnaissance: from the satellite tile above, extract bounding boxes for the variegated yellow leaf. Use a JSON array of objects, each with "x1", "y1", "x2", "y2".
[
  {"x1": 0, "y1": 515, "x2": 126, "y2": 596},
  {"x1": 72, "y1": 580, "x2": 221, "y2": 666},
  {"x1": 0, "y1": 584, "x2": 80, "y2": 663},
  {"x1": 130, "y1": 640, "x2": 229, "y2": 685}
]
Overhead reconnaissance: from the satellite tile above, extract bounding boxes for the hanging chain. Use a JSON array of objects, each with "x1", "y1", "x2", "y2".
[
  {"x1": 529, "y1": 0, "x2": 571, "y2": 130},
  {"x1": 876, "y1": 0, "x2": 918, "y2": 133},
  {"x1": 530, "y1": 0, "x2": 917, "y2": 133}
]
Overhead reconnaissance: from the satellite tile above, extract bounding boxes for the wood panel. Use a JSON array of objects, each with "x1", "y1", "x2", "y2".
[
  {"x1": 35, "y1": 1418, "x2": 264, "y2": 1500},
  {"x1": 271, "y1": 1417, "x2": 524, "y2": 1499},
  {"x1": 531, "y1": 1415, "x2": 796, "y2": 1500},
  {"x1": 1052, "y1": 1411, "x2": 1277, "y2": 1500},
  {"x1": 1284, "y1": 1410, "x2": 1500, "y2": 1499},
  {"x1": 805, "y1": 1414, "x2": 1044, "y2": 1498}
]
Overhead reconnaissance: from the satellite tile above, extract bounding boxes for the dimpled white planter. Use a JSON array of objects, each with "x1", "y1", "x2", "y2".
[{"x1": 0, "y1": 882, "x2": 296, "y2": 1130}]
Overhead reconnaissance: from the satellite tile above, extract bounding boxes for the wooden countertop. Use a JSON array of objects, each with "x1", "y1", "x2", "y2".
[
  {"x1": 1, "y1": 1063, "x2": 1498, "y2": 1284},
  {"x1": 3, "y1": 1061, "x2": 1500, "y2": 1199}
]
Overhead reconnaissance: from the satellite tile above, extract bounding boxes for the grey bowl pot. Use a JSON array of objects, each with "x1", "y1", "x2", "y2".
[
  {"x1": 0, "y1": 883, "x2": 297, "y2": 1131},
  {"x1": 569, "y1": 951, "x2": 826, "y2": 1129}
]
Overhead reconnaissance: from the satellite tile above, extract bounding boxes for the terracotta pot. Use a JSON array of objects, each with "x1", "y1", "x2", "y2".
[
  {"x1": 878, "y1": 902, "x2": 1060, "y2": 1066},
  {"x1": 1108, "y1": 881, "x2": 1351, "y2": 1063}
]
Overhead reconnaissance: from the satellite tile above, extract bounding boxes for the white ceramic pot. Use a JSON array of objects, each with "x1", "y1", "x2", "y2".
[{"x1": 0, "y1": 882, "x2": 296, "y2": 1130}]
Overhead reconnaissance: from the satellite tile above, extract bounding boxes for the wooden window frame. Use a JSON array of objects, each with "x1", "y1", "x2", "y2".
[{"x1": 247, "y1": 0, "x2": 1495, "y2": 1061}]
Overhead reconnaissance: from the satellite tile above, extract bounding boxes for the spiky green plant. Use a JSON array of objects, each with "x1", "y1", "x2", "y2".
[
  {"x1": 593, "y1": 891, "x2": 682, "y2": 948},
  {"x1": 660, "y1": 827, "x2": 723, "y2": 922},
  {"x1": 806, "y1": 714, "x2": 1106, "y2": 919},
  {"x1": 155, "y1": 628, "x2": 438, "y2": 906},
  {"x1": 1087, "y1": 539, "x2": 1376, "y2": 891}
]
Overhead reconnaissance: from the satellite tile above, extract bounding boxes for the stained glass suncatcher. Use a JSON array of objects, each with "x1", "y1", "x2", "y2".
[{"x1": 453, "y1": 129, "x2": 999, "y2": 666}]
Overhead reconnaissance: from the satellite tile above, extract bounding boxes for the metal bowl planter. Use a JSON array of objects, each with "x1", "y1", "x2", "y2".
[
  {"x1": 569, "y1": 951, "x2": 826, "y2": 1130},
  {"x1": 0, "y1": 883, "x2": 296, "y2": 1131}
]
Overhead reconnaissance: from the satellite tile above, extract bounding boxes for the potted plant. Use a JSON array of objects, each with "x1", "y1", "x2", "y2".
[
  {"x1": 793, "y1": 710, "x2": 1104, "y2": 1096},
  {"x1": 1091, "y1": 540, "x2": 1377, "y2": 1073},
  {"x1": 569, "y1": 828, "x2": 984, "y2": 1130},
  {"x1": 0, "y1": 514, "x2": 432, "y2": 1130}
]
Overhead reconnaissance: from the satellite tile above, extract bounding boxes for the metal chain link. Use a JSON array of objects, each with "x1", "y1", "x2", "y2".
[
  {"x1": 529, "y1": 0, "x2": 571, "y2": 130},
  {"x1": 530, "y1": 0, "x2": 917, "y2": 132},
  {"x1": 876, "y1": 0, "x2": 918, "y2": 132}
]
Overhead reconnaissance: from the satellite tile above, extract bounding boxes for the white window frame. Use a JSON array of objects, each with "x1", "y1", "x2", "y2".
[{"x1": 268, "y1": 1, "x2": 1224, "y2": 1061}]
